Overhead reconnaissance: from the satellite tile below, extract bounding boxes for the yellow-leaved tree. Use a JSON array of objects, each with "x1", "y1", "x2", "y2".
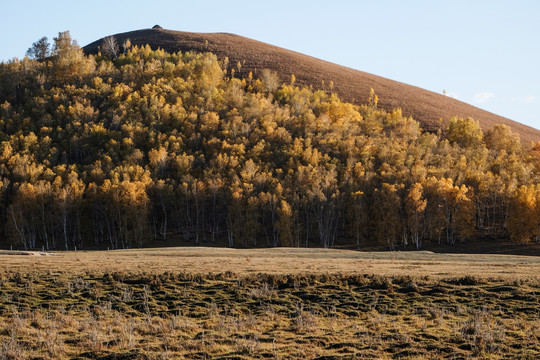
[
  {"x1": 405, "y1": 183, "x2": 427, "y2": 249},
  {"x1": 447, "y1": 117, "x2": 484, "y2": 148},
  {"x1": 508, "y1": 185, "x2": 539, "y2": 244}
]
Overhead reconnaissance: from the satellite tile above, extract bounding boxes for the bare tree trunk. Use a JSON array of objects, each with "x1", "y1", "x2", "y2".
[
  {"x1": 10, "y1": 208, "x2": 27, "y2": 250},
  {"x1": 102, "y1": 36, "x2": 119, "y2": 58},
  {"x1": 62, "y1": 212, "x2": 69, "y2": 250}
]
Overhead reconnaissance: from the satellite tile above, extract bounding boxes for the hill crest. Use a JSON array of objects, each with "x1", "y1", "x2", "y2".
[{"x1": 84, "y1": 27, "x2": 540, "y2": 143}]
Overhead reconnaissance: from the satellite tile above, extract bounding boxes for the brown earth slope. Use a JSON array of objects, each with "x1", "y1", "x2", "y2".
[{"x1": 84, "y1": 27, "x2": 540, "y2": 142}]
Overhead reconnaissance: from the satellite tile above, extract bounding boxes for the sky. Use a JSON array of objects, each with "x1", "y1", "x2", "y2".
[{"x1": 1, "y1": 0, "x2": 539, "y2": 130}]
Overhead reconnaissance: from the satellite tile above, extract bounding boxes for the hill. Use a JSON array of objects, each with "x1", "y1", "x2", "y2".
[
  {"x1": 84, "y1": 27, "x2": 540, "y2": 143},
  {"x1": 1, "y1": 31, "x2": 539, "y2": 252}
]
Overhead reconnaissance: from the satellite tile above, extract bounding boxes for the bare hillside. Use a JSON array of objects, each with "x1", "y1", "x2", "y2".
[{"x1": 84, "y1": 28, "x2": 540, "y2": 142}]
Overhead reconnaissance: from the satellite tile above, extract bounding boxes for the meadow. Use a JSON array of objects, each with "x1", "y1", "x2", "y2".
[{"x1": 0, "y1": 248, "x2": 539, "y2": 359}]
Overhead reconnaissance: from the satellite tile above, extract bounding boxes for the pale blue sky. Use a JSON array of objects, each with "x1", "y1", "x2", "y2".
[{"x1": 2, "y1": 0, "x2": 539, "y2": 130}]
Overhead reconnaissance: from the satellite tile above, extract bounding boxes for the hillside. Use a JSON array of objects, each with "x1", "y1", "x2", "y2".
[
  {"x1": 84, "y1": 27, "x2": 540, "y2": 143},
  {"x1": 1, "y1": 31, "x2": 539, "y2": 252}
]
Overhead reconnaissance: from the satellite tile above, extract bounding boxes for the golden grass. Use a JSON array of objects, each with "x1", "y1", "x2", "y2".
[
  {"x1": 1, "y1": 247, "x2": 539, "y2": 280},
  {"x1": 0, "y1": 248, "x2": 539, "y2": 359}
]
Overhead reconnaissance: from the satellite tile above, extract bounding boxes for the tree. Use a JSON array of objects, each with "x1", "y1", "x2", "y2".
[
  {"x1": 258, "y1": 191, "x2": 280, "y2": 247},
  {"x1": 53, "y1": 174, "x2": 85, "y2": 250},
  {"x1": 447, "y1": 117, "x2": 484, "y2": 148},
  {"x1": 452, "y1": 184, "x2": 475, "y2": 242},
  {"x1": 98, "y1": 178, "x2": 150, "y2": 249},
  {"x1": 148, "y1": 147, "x2": 169, "y2": 177},
  {"x1": 405, "y1": 183, "x2": 427, "y2": 249},
  {"x1": 276, "y1": 199, "x2": 294, "y2": 246},
  {"x1": 52, "y1": 31, "x2": 78, "y2": 57},
  {"x1": 347, "y1": 190, "x2": 369, "y2": 249},
  {"x1": 51, "y1": 31, "x2": 95, "y2": 83},
  {"x1": 148, "y1": 179, "x2": 174, "y2": 241},
  {"x1": 122, "y1": 39, "x2": 132, "y2": 55},
  {"x1": 26, "y1": 36, "x2": 51, "y2": 60},
  {"x1": 508, "y1": 185, "x2": 538, "y2": 244},
  {"x1": 306, "y1": 165, "x2": 342, "y2": 248},
  {"x1": 1, "y1": 33, "x2": 539, "y2": 252},
  {"x1": 372, "y1": 183, "x2": 403, "y2": 249},
  {"x1": 422, "y1": 177, "x2": 450, "y2": 244},
  {"x1": 433, "y1": 178, "x2": 475, "y2": 245},
  {"x1": 259, "y1": 69, "x2": 280, "y2": 93},
  {"x1": 101, "y1": 36, "x2": 119, "y2": 58},
  {"x1": 484, "y1": 124, "x2": 522, "y2": 154}
]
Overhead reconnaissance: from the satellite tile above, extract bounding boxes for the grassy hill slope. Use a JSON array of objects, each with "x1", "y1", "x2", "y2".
[{"x1": 84, "y1": 27, "x2": 540, "y2": 143}]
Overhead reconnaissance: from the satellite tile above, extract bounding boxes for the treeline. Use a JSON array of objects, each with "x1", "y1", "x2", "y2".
[{"x1": 0, "y1": 32, "x2": 538, "y2": 250}]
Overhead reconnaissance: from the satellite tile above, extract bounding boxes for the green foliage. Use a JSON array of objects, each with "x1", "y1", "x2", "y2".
[
  {"x1": 26, "y1": 36, "x2": 51, "y2": 60},
  {"x1": 0, "y1": 38, "x2": 538, "y2": 250}
]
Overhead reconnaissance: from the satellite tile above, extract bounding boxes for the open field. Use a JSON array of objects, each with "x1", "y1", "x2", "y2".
[
  {"x1": 2, "y1": 247, "x2": 540, "y2": 280},
  {"x1": 1, "y1": 248, "x2": 539, "y2": 359}
]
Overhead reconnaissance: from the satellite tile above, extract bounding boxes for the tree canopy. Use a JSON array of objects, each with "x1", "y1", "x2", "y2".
[{"x1": 0, "y1": 33, "x2": 538, "y2": 250}]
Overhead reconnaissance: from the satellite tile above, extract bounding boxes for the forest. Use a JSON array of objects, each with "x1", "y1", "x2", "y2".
[{"x1": 0, "y1": 31, "x2": 539, "y2": 251}]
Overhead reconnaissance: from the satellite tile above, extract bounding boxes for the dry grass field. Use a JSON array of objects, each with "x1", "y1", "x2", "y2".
[
  {"x1": 1, "y1": 248, "x2": 539, "y2": 359},
  {"x1": 2, "y1": 247, "x2": 540, "y2": 279}
]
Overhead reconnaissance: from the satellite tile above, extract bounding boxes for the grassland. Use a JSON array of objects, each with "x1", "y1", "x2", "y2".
[{"x1": 0, "y1": 248, "x2": 539, "y2": 359}]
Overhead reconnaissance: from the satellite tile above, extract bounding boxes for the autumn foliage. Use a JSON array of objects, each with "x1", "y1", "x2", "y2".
[{"x1": 0, "y1": 32, "x2": 538, "y2": 250}]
